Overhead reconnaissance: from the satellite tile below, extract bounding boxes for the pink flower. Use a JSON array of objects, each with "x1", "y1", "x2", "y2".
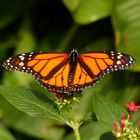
[
  {"x1": 120, "y1": 120, "x2": 125, "y2": 130},
  {"x1": 120, "y1": 113, "x2": 125, "y2": 130},
  {"x1": 126, "y1": 102, "x2": 140, "y2": 112},
  {"x1": 113, "y1": 121, "x2": 117, "y2": 129},
  {"x1": 112, "y1": 102, "x2": 140, "y2": 138}
]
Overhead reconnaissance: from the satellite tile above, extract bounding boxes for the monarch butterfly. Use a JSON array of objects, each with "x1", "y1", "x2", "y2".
[{"x1": 3, "y1": 50, "x2": 135, "y2": 95}]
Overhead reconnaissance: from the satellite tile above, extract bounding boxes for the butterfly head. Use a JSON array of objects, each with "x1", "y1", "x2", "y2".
[{"x1": 70, "y1": 49, "x2": 78, "y2": 62}]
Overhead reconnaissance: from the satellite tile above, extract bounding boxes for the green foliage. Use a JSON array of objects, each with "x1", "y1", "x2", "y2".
[
  {"x1": 0, "y1": 123, "x2": 16, "y2": 140},
  {"x1": 0, "y1": 95, "x2": 64, "y2": 140},
  {"x1": 63, "y1": 0, "x2": 113, "y2": 24},
  {"x1": 0, "y1": 0, "x2": 140, "y2": 140},
  {"x1": 0, "y1": 87, "x2": 64, "y2": 122},
  {"x1": 93, "y1": 94, "x2": 128, "y2": 130}
]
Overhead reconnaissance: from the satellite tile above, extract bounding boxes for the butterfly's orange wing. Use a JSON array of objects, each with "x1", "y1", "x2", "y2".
[
  {"x1": 37, "y1": 62, "x2": 71, "y2": 93},
  {"x1": 3, "y1": 52, "x2": 69, "y2": 85},
  {"x1": 71, "y1": 51, "x2": 134, "y2": 91},
  {"x1": 3, "y1": 50, "x2": 135, "y2": 94}
]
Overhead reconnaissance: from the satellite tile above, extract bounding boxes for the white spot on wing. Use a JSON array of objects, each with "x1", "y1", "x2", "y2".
[
  {"x1": 19, "y1": 62, "x2": 24, "y2": 66},
  {"x1": 116, "y1": 60, "x2": 121, "y2": 65},
  {"x1": 19, "y1": 56, "x2": 25, "y2": 61}
]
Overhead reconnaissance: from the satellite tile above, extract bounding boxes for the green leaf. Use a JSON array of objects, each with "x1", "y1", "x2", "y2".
[
  {"x1": 0, "y1": 123, "x2": 16, "y2": 140},
  {"x1": 112, "y1": 0, "x2": 140, "y2": 70},
  {"x1": 0, "y1": 95, "x2": 65, "y2": 140},
  {"x1": 93, "y1": 94, "x2": 128, "y2": 130},
  {"x1": 63, "y1": 0, "x2": 113, "y2": 24},
  {"x1": 0, "y1": 86, "x2": 65, "y2": 122},
  {"x1": 62, "y1": 0, "x2": 80, "y2": 12}
]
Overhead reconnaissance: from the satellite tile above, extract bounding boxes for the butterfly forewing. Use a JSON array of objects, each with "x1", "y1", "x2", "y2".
[{"x1": 3, "y1": 52, "x2": 69, "y2": 79}]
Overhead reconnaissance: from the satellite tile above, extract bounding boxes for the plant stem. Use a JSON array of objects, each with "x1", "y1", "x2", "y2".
[
  {"x1": 73, "y1": 125, "x2": 81, "y2": 140},
  {"x1": 66, "y1": 121, "x2": 81, "y2": 140}
]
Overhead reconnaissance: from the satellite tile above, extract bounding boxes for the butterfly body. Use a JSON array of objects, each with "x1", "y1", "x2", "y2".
[
  {"x1": 68, "y1": 50, "x2": 79, "y2": 87},
  {"x1": 3, "y1": 50, "x2": 135, "y2": 95}
]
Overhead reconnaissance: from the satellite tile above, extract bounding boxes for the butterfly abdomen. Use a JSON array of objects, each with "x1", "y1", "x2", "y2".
[{"x1": 68, "y1": 50, "x2": 79, "y2": 87}]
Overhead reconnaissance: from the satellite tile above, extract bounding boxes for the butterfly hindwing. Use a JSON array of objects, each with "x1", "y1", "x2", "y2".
[{"x1": 37, "y1": 62, "x2": 71, "y2": 93}]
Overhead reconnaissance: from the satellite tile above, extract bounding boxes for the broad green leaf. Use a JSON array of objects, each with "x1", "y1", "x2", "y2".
[
  {"x1": 0, "y1": 86, "x2": 65, "y2": 122},
  {"x1": 63, "y1": 0, "x2": 113, "y2": 24},
  {"x1": 93, "y1": 94, "x2": 128, "y2": 130},
  {"x1": 0, "y1": 124, "x2": 16, "y2": 140},
  {"x1": 0, "y1": 95, "x2": 65, "y2": 140},
  {"x1": 112, "y1": 0, "x2": 140, "y2": 70}
]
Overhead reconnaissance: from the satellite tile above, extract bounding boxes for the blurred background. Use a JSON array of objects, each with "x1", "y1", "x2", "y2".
[{"x1": 0, "y1": 0, "x2": 140, "y2": 139}]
